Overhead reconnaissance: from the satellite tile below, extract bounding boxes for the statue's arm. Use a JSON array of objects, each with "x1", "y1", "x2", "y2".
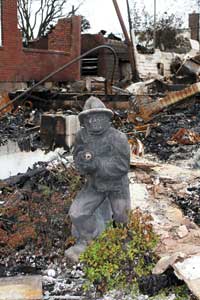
[
  {"x1": 96, "y1": 133, "x2": 130, "y2": 179},
  {"x1": 73, "y1": 131, "x2": 96, "y2": 174},
  {"x1": 73, "y1": 131, "x2": 84, "y2": 158}
]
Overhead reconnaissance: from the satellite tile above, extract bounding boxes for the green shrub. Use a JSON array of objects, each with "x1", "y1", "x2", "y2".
[{"x1": 80, "y1": 209, "x2": 159, "y2": 293}]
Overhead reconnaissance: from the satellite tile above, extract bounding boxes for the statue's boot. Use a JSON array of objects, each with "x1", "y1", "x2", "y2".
[
  {"x1": 66, "y1": 198, "x2": 113, "y2": 262},
  {"x1": 65, "y1": 241, "x2": 87, "y2": 263}
]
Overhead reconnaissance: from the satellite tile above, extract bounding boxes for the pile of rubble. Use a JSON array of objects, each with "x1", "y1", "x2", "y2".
[
  {"x1": 0, "y1": 159, "x2": 93, "y2": 299},
  {"x1": 112, "y1": 81, "x2": 200, "y2": 165},
  {"x1": 0, "y1": 161, "x2": 83, "y2": 257},
  {"x1": 0, "y1": 107, "x2": 42, "y2": 150},
  {"x1": 1, "y1": 70, "x2": 200, "y2": 299},
  {"x1": 141, "y1": 98, "x2": 200, "y2": 163}
]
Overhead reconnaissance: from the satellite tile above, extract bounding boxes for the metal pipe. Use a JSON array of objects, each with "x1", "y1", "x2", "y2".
[{"x1": 0, "y1": 45, "x2": 117, "y2": 113}]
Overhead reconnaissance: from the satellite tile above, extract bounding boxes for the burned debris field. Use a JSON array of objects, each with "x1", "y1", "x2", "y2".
[
  {"x1": 0, "y1": 83, "x2": 200, "y2": 300},
  {"x1": 141, "y1": 98, "x2": 200, "y2": 163},
  {"x1": 1, "y1": 0, "x2": 200, "y2": 299}
]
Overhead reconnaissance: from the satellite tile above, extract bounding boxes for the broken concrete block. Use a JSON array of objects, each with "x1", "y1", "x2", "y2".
[
  {"x1": 40, "y1": 113, "x2": 80, "y2": 149},
  {"x1": 129, "y1": 181, "x2": 149, "y2": 210},
  {"x1": 174, "y1": 255, "x2": 200, "y2": 299},
  {"x1": 126, "y1": 79, "x2": 155, "y2": 95},
  {"x1": 62, "y1": 114, "x2": 80, "y2": 148},
  {"x1": 166, "y1": 207, "x2": 185, "y2": 225},
  {"x1": 0, "y1": 275, "x2": 42, "y2": 300},
  {"x1": 176, "y1": 225, "x2": 189, "y2": 238},
  {"x1": 153, "y1": 253, "x2": 186, "y2": 275}
]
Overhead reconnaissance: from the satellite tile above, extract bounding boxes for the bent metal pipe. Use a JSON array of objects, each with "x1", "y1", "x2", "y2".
[{"x1": 0, "y1": 45, "x2": 118, "y2": 114}]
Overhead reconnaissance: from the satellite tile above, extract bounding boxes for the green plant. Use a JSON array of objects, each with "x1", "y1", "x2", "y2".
[
  {"x1": 80, "y1": 209, "x2": 159, "y2": 293},
  {"x1": 172, "y1": 285, "x2": 191, "y2": 300},
  {"x1": 147, "y1": 284, "x2": 192, "y2": 300}
]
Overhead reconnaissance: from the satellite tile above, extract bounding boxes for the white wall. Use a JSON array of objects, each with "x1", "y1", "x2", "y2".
[
  {"x1": 131, "y1": 29, "x2": 199, "y2": 80},
  {"x1": 136, "y1": 49, "x2": 176, "y2": 79}
]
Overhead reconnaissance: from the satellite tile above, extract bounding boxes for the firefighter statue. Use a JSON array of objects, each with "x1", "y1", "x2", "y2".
[{"x1": 65, "y1": 96, "x2": 130, "y2": 261}]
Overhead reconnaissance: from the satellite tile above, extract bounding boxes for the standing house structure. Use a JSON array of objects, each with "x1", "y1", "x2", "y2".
[{"x1": 0, "y1": 0, "x2": 81, "y2": 91}]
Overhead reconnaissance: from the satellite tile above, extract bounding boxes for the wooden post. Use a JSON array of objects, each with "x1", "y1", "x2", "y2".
[{"x1": 112, "y1": 0, "x2": 139, "y2": 81}]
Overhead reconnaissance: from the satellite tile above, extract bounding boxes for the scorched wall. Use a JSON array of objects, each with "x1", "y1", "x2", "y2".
[{"x1": 0, "y1": 0, "x2": 81, "y2": 86}]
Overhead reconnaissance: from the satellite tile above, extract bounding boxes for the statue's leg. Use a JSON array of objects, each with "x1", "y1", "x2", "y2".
[
  {"x1": 69, "y1": 181, "x2": 106, "y2": 242},
  {"x1": 109, "y1": 180, "x2": 131, "y2": 224}
]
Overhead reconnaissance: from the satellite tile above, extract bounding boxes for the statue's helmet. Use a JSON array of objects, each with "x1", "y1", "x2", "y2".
[{"x1": 78, "y1": 96, "x2": 113, "y2": 124}]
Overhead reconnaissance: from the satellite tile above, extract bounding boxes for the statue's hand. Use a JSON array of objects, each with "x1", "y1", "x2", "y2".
[{"x1": 76, "y1": 151, "x2": 97, "y2": 173}]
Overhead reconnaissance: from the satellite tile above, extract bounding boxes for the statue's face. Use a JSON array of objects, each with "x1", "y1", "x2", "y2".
[{"x1": 84, "y1": 113, "x2": 111, "y2": 135}]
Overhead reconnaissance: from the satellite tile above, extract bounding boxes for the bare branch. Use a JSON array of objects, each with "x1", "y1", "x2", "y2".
[
  {"x1": 17, "y1": 0, "x2": 82, "y2": 42},
  {"x1": 67, "y1": 0, "x2": 85, "y2": 17}
]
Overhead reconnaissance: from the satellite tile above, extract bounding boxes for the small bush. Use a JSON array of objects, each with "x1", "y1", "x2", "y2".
[{"x1": 80, "y1": 209, "x2": 158, "y2": 293}]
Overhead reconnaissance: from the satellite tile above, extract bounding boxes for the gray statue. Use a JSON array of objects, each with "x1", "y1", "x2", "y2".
[{"x1": 65, "y1": 96, "x2": 130, "y2": 261}]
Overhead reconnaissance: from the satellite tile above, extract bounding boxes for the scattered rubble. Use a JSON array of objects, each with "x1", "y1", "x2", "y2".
[
  {"x1": 0, "y1": 159, "x2": 91, "y2": 299},
  {"x1": 128, "y1": 82, "x2": 200, "y2": 123},
  {"x1": 0, "y1": 107, "x2": 42, "y2": 149},
  {"x1": 129, "y1": 157, "x2": 200, "y2": 299},
  {"x1": 1, "y1": 1, "x2": 200, "y2": 299},
  {"x1": 1, "y1": 50, "x2": 200, "y2": 300}
]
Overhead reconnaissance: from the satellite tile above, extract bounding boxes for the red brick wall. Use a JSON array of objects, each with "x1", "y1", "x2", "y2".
[
  {"x1": 48, "y1": 18, "x2": 72, "y2": 52},
  {"x1": 0, "y1": 0, "x2": 81, "y2": 83},
  {"x1": 27, "y1": 37, "x2": 48, "y2": 50}
]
